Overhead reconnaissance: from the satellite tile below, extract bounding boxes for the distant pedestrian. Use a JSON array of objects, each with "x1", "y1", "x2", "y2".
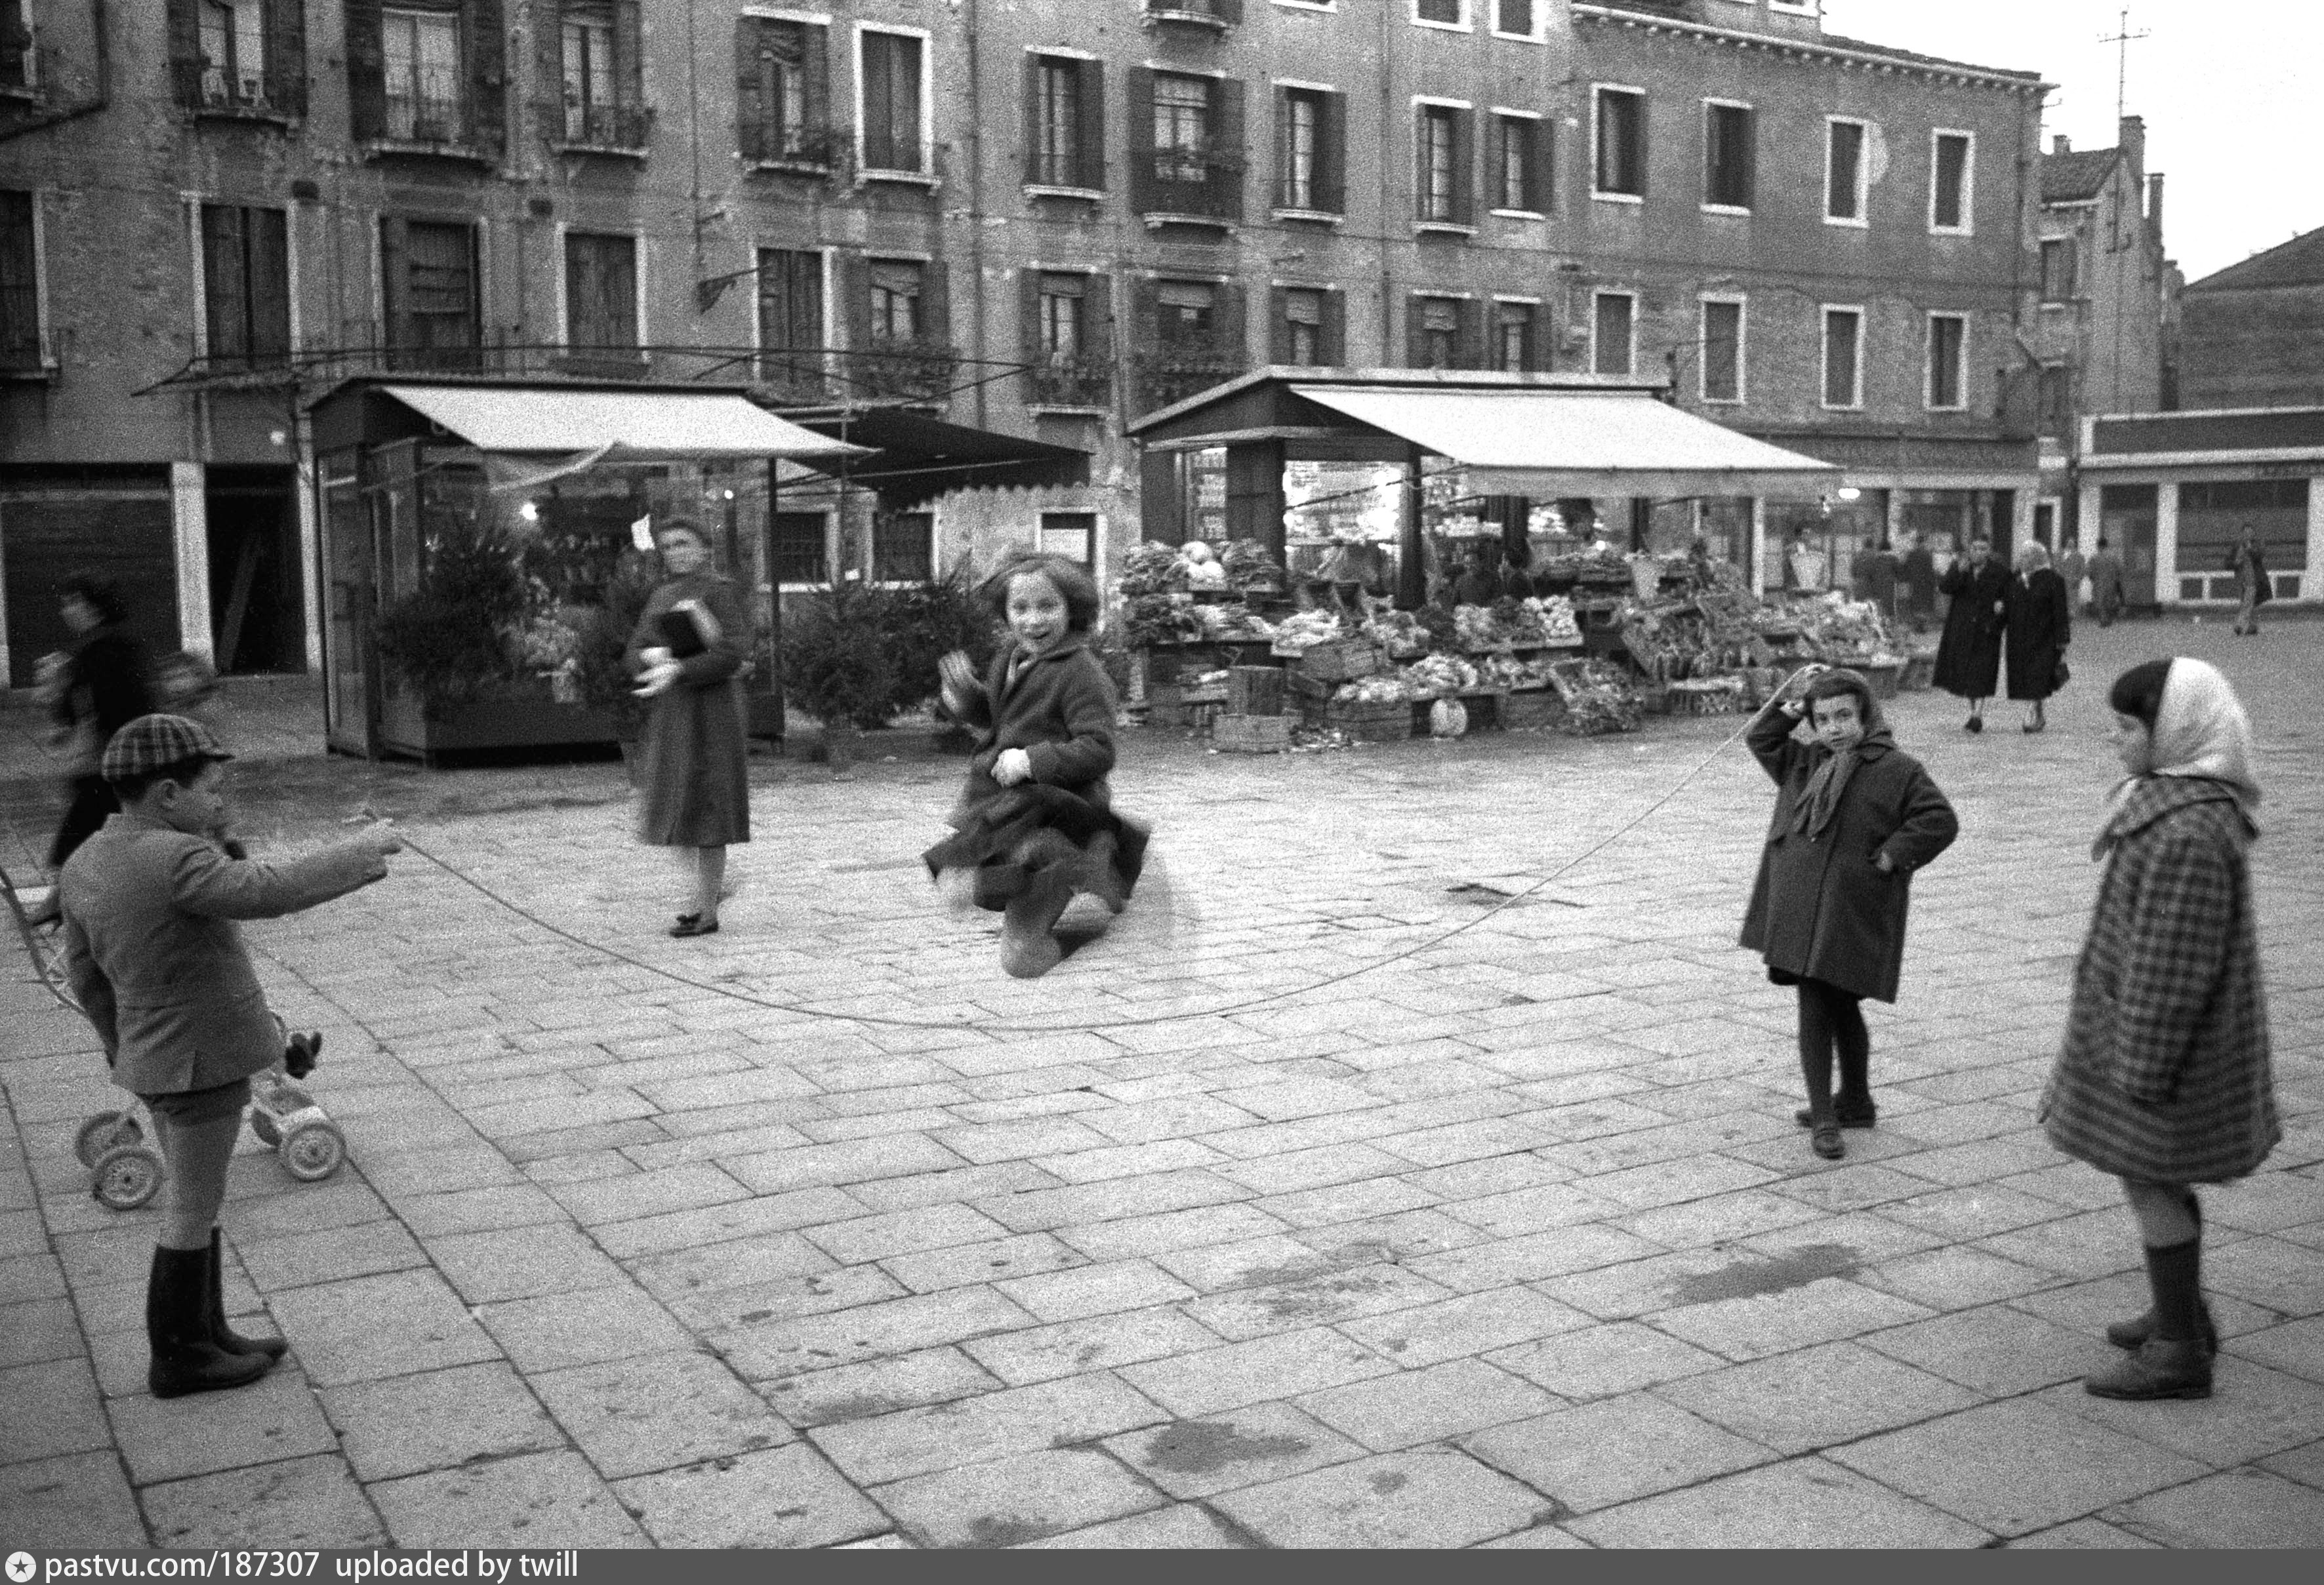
[
  {"x1": 1933, "y1": 536, "x2": 2009, "y2": 732},
  {"x1": 627, "y1": 519, "x2": 752, "y2": 938},
  {"x1": 35, "y1": 574, "x2": 157, "y2": 886},
  {"x1": 2226, "y1": 527, "x2": 2271, "y2": 636},
  {"x1": 924, "y1": 553, "x2": 1149, "y2": 978},
  {"x1": 2087, "y1": 537, "x2": 2127, "y2": 627},
  {"x1": 59, "y1": 715, "x2": 399, "y2": 1398},
  {"x1": 1849, "y1": 539, "x2": 1881, "y2": 602},
  {"x1": 1454, "y1": 545, "x2": 1501, "y2": 607},
  {"x1": 2041, "y1": 658, "x2": 2276, "y2": 1402},
  {"x1": 1741, "y1": 666, "x2": 1959, "y2": 1161},
  {"x1": 2059, "y1": 542, "x2": 2088, "y2": 611},
  {"x1": 1899, "y1": 533, "x2": 1938, "y2": 628},
  {"x1": 2004, "y1": 540, "x2": 2073, "y2": 734}
]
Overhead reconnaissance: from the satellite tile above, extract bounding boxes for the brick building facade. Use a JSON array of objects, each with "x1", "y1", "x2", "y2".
[{"x1": 1, "y1": 0, "x2": 2048, "y2": 688}]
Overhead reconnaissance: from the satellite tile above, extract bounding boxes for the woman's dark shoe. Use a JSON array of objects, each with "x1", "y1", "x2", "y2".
[
  {"x1": 2106, "y1": 1303, "x2": 2218, "y2": 1357},
  {"x1": 2085, "y1": 1338, "x2": 2212, "y2": 1400},
  {"x1": 1965, "y1": 715, "x2": 1984, "y2": 734},
  {"x1": 1795, "y1": 1102, "x2": 1877, "y2": 1129},
  {"x1": 2022, "y1": 719, "x2": 2045, "y2": 734},
  {"x1": 670, "y1": 915, "x2": 720, "y2": 938},
  {"x1": 148, "y1": 1245, "x2": 274, "y2": 1399},
  {"x1": 205, "y1": 1230, "x2": 287, "y2": 1361},
  {"x1": 1810, "y1": 1124, "x2": 1846, "y2": 1160}
]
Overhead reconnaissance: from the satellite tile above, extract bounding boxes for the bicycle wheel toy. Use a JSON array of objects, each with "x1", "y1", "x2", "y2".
[{"x1": 92, "y1": 1143, "x2": 165, "y2": 1209}]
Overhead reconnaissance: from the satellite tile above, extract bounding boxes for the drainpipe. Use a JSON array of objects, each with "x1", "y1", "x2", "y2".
[
  {"x1": 1377, "y1": 0, "x2": 1394, "y2": 355},
  {"x1": 0, "y1": 0, "x2": 112, "y2": 145},
  {"x1": 964, "y1": 0, "x2": 989, "y2": 430}
]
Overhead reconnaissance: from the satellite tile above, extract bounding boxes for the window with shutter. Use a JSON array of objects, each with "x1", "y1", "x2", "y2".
[
  {"x1": 1931, "y1": 131, "x2": 1972, "y2": 233},
  {"x1": 1414, "y1": 296, "x2": 1460, "y2": 369},
  {"x1": 565, "y1": 231, "x2": 638, "y2": 353},
  {"x1": 1822, "y1": 307, "x2": 1862, "y2": 409},
  {"x1": 1278, "y1": 88, "x2": 1322, "y2": 211},
  {"x1": 1700, "y1": 297, "x2": 1743, "y2": 403},
  {"x1": 1703, "y1": 102, "x2": 1752, "y2": 211},
  {"x1": 0, "y1": 190, "x2": 42, "y2": 371},
  {"x1": 755, "y1": 248, "x2": 823, "y2": 396},
  {"x1": 738, "y1": 18, "x2": 830, "y2": 167},
  {"x1": 860, "y1": 29, "x2": 925, "y2": 174},
  {"x1": 202, "y1": 205, "x2": 292, "y2": 370},
  {"x1": 552, "y1": 0, "x2": 646, "y2": 146},
  {"x1": 1279, "y1": 287, "x2": 1324, "y2": 365},
  {"x1": 1594, "y1": 88, "x2": 1643, "y2": 198},
  {"x1": 1926, "y1": 313, "x2": 1967, "y2": 410},
  {"x1": 1152, "y1": 73, "x2": 1208, "y2": 188},
  {"x1": 1494, "y1": 302, "x2": 1533, "y2": 374},
  {"x1": 772, "y1": 512, "x2": 829, "y2": 584},
  {"x1": 2040, "y1": 237, "x2": 2078, "y2": 302},
  {"x1": 1417, "y1": 106, "x2": 1460, "y2": 224},
  {"x1": 1826, "y1": 118, "x2": 1867, "y2": 223},
  {"x1": 381, "y1": 5, "x2": 464, "y2": 142},
  {"x1": 1028, "y1": 56, "x2": 1087, "y2": 188},
  {"x1": 1591, "y1": 292, "x2": 1634, "y2": 376},
  {"x1": 382, "y1": 218, "x2": 479, "y2": 369},
  {"x1": 1492, "y1": 115, "x2": 1540, "y2": 213},
  {"x1": 868, "y1": 259, "x2": 922, "y2": 342}
]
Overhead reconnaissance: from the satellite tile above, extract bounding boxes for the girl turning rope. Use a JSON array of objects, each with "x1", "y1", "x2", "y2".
[
  {"x1": 923, "y1": 553, "x2": 1148, "y2": 979},
  {"x1": 1741, "y1": 667, "x2": 1958, "y2": 1161}
]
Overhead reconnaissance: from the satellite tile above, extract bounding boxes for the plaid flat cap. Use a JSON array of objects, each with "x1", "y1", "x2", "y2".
[{"x1": 100, "y1": 713, "x2": 235, "y2": 782}]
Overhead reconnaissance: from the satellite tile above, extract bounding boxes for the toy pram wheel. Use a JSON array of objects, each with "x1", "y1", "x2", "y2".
[
  {"x1": 249, "y1": 1108, "x2": 281, "y2": 1147},
  {"x1": 281, "y1": 1123, "x2": 344, "y2": 1182},
  {"x1": 92, "y1": 1145, "x2": 164, "y2": 1209},
  {"x1": 76, "y1": 1112, "x2": 142, "y2": 1168}
]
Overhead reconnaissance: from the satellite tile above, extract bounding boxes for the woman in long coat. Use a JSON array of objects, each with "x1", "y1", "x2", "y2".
[
  {"x1": 2226, "y1": 527, "x2": 2271, "y2": 636},
  {"x1": 626, "y1": 520, "x2": 752, "y2": 936},
  {"x1": 1932, "y1": 536, "x2": 2010, "y2": 731},
  {"x1": 2003, "y1": 540, "x2": 2072, "y2": 733},
  {"x1": 40, "y1": 574, "x2": 157, "y2": 877},
  {"x1": 2043, "y1": 658, "x2": 2275, "y2": 1402},
  {"x1": 1741, "y1": 667, "x2": 1959, "y2": 1161}
]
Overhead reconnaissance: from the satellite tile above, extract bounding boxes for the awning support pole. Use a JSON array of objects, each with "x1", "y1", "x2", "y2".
[{"x1": 1396, "y1": 443, "x2": 1427, "y2": 611}]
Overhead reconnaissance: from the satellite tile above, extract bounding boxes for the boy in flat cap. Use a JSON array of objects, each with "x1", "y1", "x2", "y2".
[{"x1": 59, "y1": 715, "x2": 401, "y2": 1398}]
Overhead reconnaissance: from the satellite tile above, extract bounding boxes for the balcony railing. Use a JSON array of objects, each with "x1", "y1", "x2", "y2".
[
  {"x1": 1137, "y1": 346, "x2": 1247, "y2": 412},
  {"x1": 740, "y1": 120, "x2": 848, "y2": 172},
  {"x1": 851, "y1": 337, "x2": 960, "y2": 404},
  {"x1": 170, "y1": 60, "x2": 300, "y2": 119},
  {"x1": 1026, "y1": 352, "x2": 1112, "y2": 409},
  {"x1": 382, "y1": 90, "x2": 472, "y2": 149},
  {"x1": 1133, "y1": 146, "x2": 1244, "y2": 221},
  {"x1": 750, "y1": 351, "x2": 830, "y2": 405},
  {"x1": 1143, "y1": 0, "x2": 1238, "y2": 30},
  {"x1": 550, "y1": 98, "x2": 653, "y2": 152}
]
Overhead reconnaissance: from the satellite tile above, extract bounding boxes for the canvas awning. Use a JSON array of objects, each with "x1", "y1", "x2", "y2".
[
  {"x1": 1288, "y1": 384, "x2": 1840, "y2": 498},
  {"x1": 373, "y1": 383, "x2": 866, "y2": 464},
  {"x1": 777, "y1": 406, "x2": 1091, "y2": 507}
]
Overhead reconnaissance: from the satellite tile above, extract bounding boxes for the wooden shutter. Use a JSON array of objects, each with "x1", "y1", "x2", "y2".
[
  {"x1": 1320, "y1": 288, "x2": 1345, "y2": 365},
  {"x1": 378, "y1": 216, "x2": 408, "y2": 354},
  {"x1": 268, "y1": 0, "x2": 309, "y2": 115},
  {"x1": 345, "y1": 0, "x2": 386, "y2": 138},
  {"x1": 1216, "y1": 281, "x2": 1246, "y2": 364},
  {"x1": 838, "y1": 252, "x2": 871, "y2": 353},
  {"x1": 1019, "y1": 268, "x2": 1044, "y2": 363},
  {"x1": 165, "y1": 0, "x2": 199, "y2": 106},
  {"x1": 249, "y1": 208, "x2": 292, "y2": 364},
  {"x1": 1021, "y1": 54, "x2": 1043, "y2": 184},
  {"x1": 860, "y1": 31, "x2": 893, "y2": 169},
  {"x1": 1457, "y1": 298, "x2": 1482, "y2": 370},
  {"x1": 1076, "y1": 57, "x2": 1105, "y2": 190},
  {"x1": 1210, "y1": 77, "x2": 1245, "y2": 221},
  {"x1": 468, "y1": 0, "x2": 508, "y2": 157},
  {"x1": 1130, "y1": 276, "x2": 1160, "y2": 358},
  {"x1": 1533, "y1": 117, "x2": 1554, "y2": 212},
  {"x1": 0, "y1": 193, "x2": 37, "y2": 369},
  {"x1": 1404, "y1": 296, "x2": 1425, "y2": 369},
  {"x1": 1268, "y1": 287, "x2": 1290, "y2": 364},
  {"x1": 921, "y1": 259, "x2": 951, "y2": 349},
  {"x1": 1452, "y1": 108, "x2": 1475, "y2": 224},
  {"x1": 614, "y1": 0, "x2": 643, "y2": 106},
  {"x1": 733, "y1": 18, "x2": 765, "y2": 159},
  {"x1": 1086, "y1": 271, "x2": 1113, "y2": 364},
  {"x1": 202, "y1": 208, "x2": 249, "y2": 362},
  {"x1": 1126, "y1": 68, "x2": 1156, "y2": 213},
  {"x1": 1316, "y1": 90, "x2": 1346, "y2": 214},
  {"x1": 802, "y1": 25, "x2": 830, "y2": 137}
]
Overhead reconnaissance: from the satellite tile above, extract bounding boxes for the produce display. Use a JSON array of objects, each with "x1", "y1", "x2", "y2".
[
  {"x1": 1547, "y1": 658, "x2": 1644, "y2": 737},
  {"x1": 1271, "y1": 609, "x2": 1345, "y2": 653},
  {"x1": 1335, "y1": 675, "x2": 1420, "y2": 706},
  {"x1": 1363, "y1": 610, "x2": 1431, "y2": 659},
  {"x1": 1534, "y1": 550, "x2": 1636, "y2": 584},
  {"x1": 1193, "y1": 602, "x2": 1278, "y2": 641},
  {"x1": 1400, "y1": 654, "x2": 1484, "y2": 697},
  {"x1": 1122, "y1": 593, "x2": 1204, "y2": 649}
]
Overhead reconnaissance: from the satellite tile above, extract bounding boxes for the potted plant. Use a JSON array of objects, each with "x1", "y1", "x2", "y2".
[
  {"x1": 373, "y1": 519, "x2": 528, "y2": 721},
  {"x1": 779, "y1": 582, "x2": 899, "y2": 766}
]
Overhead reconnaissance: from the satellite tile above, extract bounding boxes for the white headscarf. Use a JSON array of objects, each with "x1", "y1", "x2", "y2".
[{"x1": 2150, "y1": 657, "x2": 2260, "y2": 814}]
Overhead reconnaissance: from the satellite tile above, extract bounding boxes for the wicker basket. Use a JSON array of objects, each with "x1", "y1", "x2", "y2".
[{"x1": 1296, "y1": 637, "x2": 1382, "y2": 684}]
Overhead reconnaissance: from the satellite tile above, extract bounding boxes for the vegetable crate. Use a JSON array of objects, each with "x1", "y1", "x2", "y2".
[
  {"x1": 1326, "y1": 698, "x2": 1415, "y2": 742},
  {"x1": 1227, "y1": 666, "x2": 1289, "y2": 717},
  {"x1": 1212, "y1": 713, "x2": 1293, "y2": 753},
  {"x1": 1295, "y1": 638, "x2": 1381, "y2": 684}
]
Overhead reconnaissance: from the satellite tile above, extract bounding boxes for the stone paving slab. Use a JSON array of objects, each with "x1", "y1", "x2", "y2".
[{"x1": 5, "y1": 617, "x2": 2323, "y2": 1546}]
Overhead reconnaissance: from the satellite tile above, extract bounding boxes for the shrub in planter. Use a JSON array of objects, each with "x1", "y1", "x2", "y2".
[
  {"x1": 373, "y1": 521, "x2": 528, "y2": 719},
  {"x1": 571, "y1": 550, "x2": 662, "y2": 739},
  {"x1": 865, "y1": 569, "x2": 1004, "y2": 725},
  {"x1": 781, "y1": 584, "x2": 901, "y2": 734}
]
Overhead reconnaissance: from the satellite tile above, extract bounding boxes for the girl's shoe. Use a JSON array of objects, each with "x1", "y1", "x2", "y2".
[
  {"x1": 2085, "y1": 1338, "x2": 2212, "y2": 1400},
  {"x1": 1795, "y1": 1100, "x2": 1877, "y2": 1129},
  {"x1": 1810, "y1": 1124, "x2": 1846, "y2": 1160},
  {"x1": 670, "y1": 915, "x2": 720, "y2": 938}
]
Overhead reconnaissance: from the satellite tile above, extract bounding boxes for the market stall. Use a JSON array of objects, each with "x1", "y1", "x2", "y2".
[{"x1": 1123, "y1": 369, "x2": 1843, "y2": 744}]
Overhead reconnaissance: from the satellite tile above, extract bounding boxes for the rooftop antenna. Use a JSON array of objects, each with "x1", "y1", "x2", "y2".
[{"x1": 2100, "y1": 9, "x2": 2150, "y2": 122}]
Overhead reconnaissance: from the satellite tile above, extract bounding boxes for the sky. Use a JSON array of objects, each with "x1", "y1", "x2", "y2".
[{"x1": 1819, "y1": 0, "x2": 2324, "y2": 284}]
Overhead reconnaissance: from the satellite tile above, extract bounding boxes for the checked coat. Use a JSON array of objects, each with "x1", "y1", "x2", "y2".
[{"x1": 2041, "y1": 777, "x2": 2278, "y2": 1182}]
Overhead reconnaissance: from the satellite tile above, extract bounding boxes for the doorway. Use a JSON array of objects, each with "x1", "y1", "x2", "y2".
[{"x1": 205, "y1": 466, "x2": 306, "y2": 673}]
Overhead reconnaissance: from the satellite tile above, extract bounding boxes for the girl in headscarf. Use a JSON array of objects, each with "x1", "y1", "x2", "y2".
[
  {"x1": 2042, "y1": 658, "x2": 2277, "y2": 1402},
  {"x1": 1740, "y1": 666, "x2": 1959, "y2": 1161}
]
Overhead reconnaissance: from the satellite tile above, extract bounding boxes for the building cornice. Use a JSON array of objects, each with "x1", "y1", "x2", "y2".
[{"x1": 1572, "y1": 5, "x2": 2052, "y2": 95}]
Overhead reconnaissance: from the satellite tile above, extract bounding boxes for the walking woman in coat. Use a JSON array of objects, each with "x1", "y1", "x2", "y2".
[
  {"x1": 37, "y1": 574, "x2": 157, "y2": 883},
  {"x1": 627, "y1": 519, "x2": 752, "y2": 937},
  {"x1": 1741, "y1": 667, "x2": 1959, "y2": 1160},
  {"x1": 2226, "y1": 527, "x2": 2272, "y2": 636},
  {"x1": 2004, "y1": 540, "x2": 2073, "y2": 734},
  {"x1": 2041, "y1": 658, "x2": 2276, "y2": 1401},
  {"x1": 1933, "y1": 536, "x2": 2010, "y2": 732}
]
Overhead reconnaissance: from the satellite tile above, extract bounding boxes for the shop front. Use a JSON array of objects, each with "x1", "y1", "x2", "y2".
[{"x1": 2077, "y1": 407, "x2": 2324, "y2": 611}]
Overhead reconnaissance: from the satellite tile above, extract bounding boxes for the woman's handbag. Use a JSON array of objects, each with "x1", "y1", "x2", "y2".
[{"x1": 2052, "y1": 656, "x2": 2071, "y2": 692}]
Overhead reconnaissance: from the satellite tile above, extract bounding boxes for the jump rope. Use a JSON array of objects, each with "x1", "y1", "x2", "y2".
[{"x1": 10, "y1": 668, "x2": 1822, "y2": 1037}]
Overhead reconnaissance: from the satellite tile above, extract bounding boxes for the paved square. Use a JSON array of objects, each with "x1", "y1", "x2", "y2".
[{"x1": 4, "y1": 616, "x2": 2321, "y2": 1546}]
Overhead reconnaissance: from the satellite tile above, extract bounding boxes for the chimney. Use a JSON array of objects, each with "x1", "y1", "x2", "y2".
[
  {"x1": 2052, "y1": 134, "x2": 2071, "y2": 155},
  {"x1": 2148, "y1": 172, "x2": 2165, "y2": 236},
  {"x1": 2119, "y1": 115, "x2": 2146, "y2": 176}
]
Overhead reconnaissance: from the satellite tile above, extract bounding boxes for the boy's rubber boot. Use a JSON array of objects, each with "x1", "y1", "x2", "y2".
[
  {"x1": 1000, "y1": 864, "x2": 1074, "y2": 979},
  {"x1": 2084, "y1": 1337, "x2": 2212, "y2": 1401},
  {"x1": 2105, "y1": 1302, "x2": 2218, "y2": 1357},
  {"x1": 1074, "y1": 832, "x2": 1128, "y2": 915},
  {"x1": 148, "y1": 1245, "x2": 274, "y2": 1399},
  {"x1": 205, "y1": 1229, "x2": 287, "y2": 1361}
]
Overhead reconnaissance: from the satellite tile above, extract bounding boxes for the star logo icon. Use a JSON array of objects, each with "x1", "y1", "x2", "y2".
[{"x1": 7, "y1": 1552, "x2": 37, "y2": 1583}]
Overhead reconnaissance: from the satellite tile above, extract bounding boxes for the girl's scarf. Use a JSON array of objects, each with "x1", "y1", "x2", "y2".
[
  {"x1": 2094, "y1": 656, "x2": 2262, "y2": 858},
  {"x1": 1790, "y1": 726, "x2": 1896, "y2": 839}
]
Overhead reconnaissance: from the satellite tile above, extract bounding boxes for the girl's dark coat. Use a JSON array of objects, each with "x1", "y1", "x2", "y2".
[
  {"x1": 1932, "y1": 557, "x2": 2010, "y2": 698},
  {"x1": 2041, "y1": 778, "x2": 2277, "y2": 1182},
  {"x1": 2003, "y1": 566, "x2": 2072, "y2": 702},
  {"x1": 624, "y1": 572, "x2": 751, "y2": 849},
  {"x1": 1738, "y1": 708, "x2": 1959, "y2": 1003}
]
